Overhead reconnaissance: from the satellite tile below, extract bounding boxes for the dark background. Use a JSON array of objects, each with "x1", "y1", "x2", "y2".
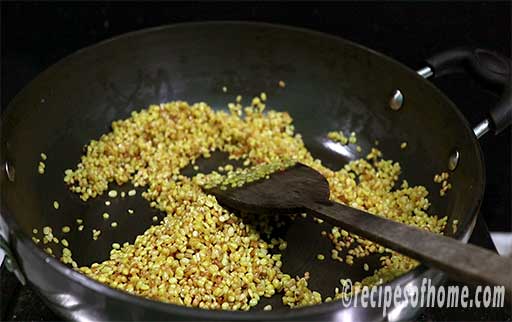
[
  {"x1": 0, "y1": 2, "x2": 511, "y2": 321},
  {"x1": 2, "y1": 1, "x2": 510, "y2": 231}
]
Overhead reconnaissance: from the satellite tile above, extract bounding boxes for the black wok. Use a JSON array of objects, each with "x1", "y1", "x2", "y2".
[{"x1": 1, "y1": 22, "x2": 510, "y2": 321}]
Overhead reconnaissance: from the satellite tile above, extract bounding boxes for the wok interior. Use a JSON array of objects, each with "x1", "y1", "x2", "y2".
[{"x1": 1, "y1": 23, "x2": 483, "y2": 310}]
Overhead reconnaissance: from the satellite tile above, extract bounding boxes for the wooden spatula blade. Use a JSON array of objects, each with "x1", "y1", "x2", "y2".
[
  {"x1": 204, "y1": 162, "x2": 512, "y2": 294},
  {"x1": 206, "y1": 163, "x2": 330, "y2": 213}
]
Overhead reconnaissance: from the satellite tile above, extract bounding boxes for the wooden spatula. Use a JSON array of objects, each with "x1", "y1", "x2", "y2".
[{"x1": 206, "y1": 163, "x2": 512, "y2": 293}]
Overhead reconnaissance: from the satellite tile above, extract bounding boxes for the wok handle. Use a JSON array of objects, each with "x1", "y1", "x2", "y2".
[
  {"x1": 304, "y1": 200, "x2": 512, "y2": 297},
  {"x1": 420, "y1": 48, "x2": 511, "y2": 137}
]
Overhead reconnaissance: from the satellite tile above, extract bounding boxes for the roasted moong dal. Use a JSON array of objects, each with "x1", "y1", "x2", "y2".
[{"x1": 50, "y1": 97, "x2": 447, "y2": 310}]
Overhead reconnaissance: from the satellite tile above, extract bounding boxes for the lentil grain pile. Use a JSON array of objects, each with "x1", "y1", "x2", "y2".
[{"x1": 63, "y1": 99, "x2": 446, "y2": 310}]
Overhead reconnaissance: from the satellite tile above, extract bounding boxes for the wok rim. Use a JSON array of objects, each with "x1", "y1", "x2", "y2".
[{"x1": 1, "y1": 20, "x2": 485, "y2": 320}]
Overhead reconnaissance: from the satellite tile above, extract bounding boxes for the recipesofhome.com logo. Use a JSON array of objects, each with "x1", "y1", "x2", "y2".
[{"x1": 338, "y1": 277, "x2": 506, "y2": 316}]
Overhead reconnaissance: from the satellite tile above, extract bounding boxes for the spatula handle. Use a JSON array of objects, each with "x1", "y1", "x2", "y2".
[{"x1": 304, "y1": 200, "x2": 512, "y2": 294}]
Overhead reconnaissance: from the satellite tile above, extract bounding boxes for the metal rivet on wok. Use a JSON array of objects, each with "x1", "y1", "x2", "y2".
[
  {"x1": 389, "y1": 89, "x2": 404, "y2": 111},
  {"x1": 448, "y1": 149, "x2": 460, "y2": 171},
  {"x1": 4, "y1": 162, "x2": 15, "y2": 182}
]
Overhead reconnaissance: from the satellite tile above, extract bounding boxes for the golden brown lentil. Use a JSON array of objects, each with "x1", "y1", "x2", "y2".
[
  {"x1": 92, "y1": 229, "x2": 102, "y2": 240},
  {"x1": 452, "y1": 219, "x2": 459, "y2": 234},
  {"x1": 434, "y1": 171, "x2": 451, "y2": 196},
  {"x1": 38, "y1": 161, "x2": 46, "y2": 174},
  {"x1": 327, "y1": 131, "x2": 348, "y2": 145},
  {"x1": 200, "y1": 159, "x2": 296, "y2": 190},
  {"x1": 348, "y1": 132, "x2": 357, "y2": 144}
]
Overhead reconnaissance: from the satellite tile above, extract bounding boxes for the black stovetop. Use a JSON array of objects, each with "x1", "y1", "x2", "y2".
[{"x1": 1, "y1": 2, "x2": 511, "y2": 321}]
